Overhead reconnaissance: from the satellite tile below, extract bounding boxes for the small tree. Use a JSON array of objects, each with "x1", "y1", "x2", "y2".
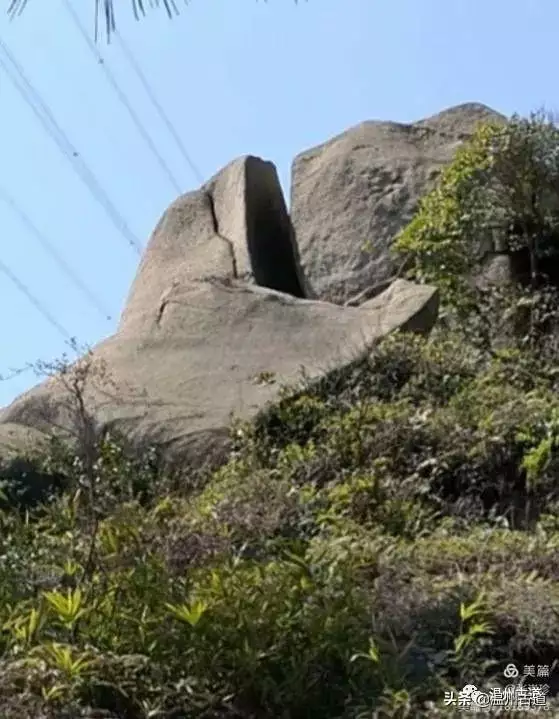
[
  {"x1": 482, "y1": 111, "x2": 559, "y2": 288},
  {"x1": 393, "y1": 118, "x2": 502, "y2": 311},
  {"x1": 393, "y1": 109, "x2": 559, "y2": 347}
]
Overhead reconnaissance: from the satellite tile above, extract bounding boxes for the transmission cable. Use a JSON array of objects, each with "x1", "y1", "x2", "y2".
[
  {"x1": 0, "y1": 34, "x2": 143, "y2": 254},
  {"x1": 62, "y1": 0, "x2": 183, "y2": 195},
  {"x1": 114, "y1": 28, "x2": 205, "y2": 185},
  {"x1": 0, "y1": 256, "x2": 73, "y2": 341},
  {"x1": 0, "y1": 185, "x2": 113, "y2": 321}
]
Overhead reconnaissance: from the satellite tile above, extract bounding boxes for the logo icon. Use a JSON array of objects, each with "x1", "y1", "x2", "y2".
[{"x1": 503, "y1": 663, "x2": 519, "y2": 679}]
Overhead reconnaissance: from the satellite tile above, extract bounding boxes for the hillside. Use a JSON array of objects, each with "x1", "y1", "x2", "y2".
[{"x1": 2, "y1": 106, "x2": 559, "y2": 717}]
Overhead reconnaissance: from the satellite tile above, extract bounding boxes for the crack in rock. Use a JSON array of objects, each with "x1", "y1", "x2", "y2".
[
  {"x1": 156, "y1": 301, "x2": 167, "y2": 326},
  {"x1": 155, "y1": 281, "x2": 180, "y2": 326},
  {"x1": 155, "y1": 192, "x2": 240, "y2": 327},
  {"x1": 204, "y1": 189, "x2": 238, "y2": 279}
]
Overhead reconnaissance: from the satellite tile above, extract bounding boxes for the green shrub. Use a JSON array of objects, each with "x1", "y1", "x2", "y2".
[{"x1": 394, "y1": 111, "x2": 559, "y2": 306}]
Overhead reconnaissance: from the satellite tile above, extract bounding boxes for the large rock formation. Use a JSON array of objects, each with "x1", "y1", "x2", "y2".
[
  {"x1": 3, "y1": 102, "x2": 508, "y2": 468},
  {"x1": 0, "y1": 153, "x2": 439, "y2": 469},
  {"x1": 291, "y1": 102, "x2": 506, "y2": 304}
]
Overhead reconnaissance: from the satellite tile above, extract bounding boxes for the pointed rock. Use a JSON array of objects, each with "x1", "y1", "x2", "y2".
[{"x1": 120, "y1": 155, "x2": 307, "y2": 335}]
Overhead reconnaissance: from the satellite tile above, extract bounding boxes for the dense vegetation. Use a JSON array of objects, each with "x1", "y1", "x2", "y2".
[{"x1": 2, "y1": 111, "x2": 559, "y2": 717}]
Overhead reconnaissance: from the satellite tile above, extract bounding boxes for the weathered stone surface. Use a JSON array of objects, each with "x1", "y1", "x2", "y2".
[
  {"x1": 0, "y1": 278, "x2": 438, "y2": 470},
  {"x1": 0, "y1": 155, "x2": 439, "y2": 469},
  {"x1": 291, "y1": 102, "x2": 506, "y2": 304}
]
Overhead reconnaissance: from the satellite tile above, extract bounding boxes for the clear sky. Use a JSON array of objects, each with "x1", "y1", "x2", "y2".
[{"x1": 0, "y1": 0, "x2": 556, "y2": 407}]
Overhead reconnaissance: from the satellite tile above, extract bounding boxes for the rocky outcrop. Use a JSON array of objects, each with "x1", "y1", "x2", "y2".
[
  {"x1": 291, "y1": 102, "x2": 506, "y2": 304},
  {"x1": 119, "y1": 156, "x2": 309, "y2": 336},
  {"x1": 1, "y1": 278, "x2": 438, "y2": 469},
  {"x1": 5, "y1": 102, "x2": 511, "y2": 468},
  {"x1": 0, "y1": 154, "x2": 439, "y2": 469}
]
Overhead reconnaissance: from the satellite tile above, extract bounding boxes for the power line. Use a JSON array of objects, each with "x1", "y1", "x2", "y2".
[
  {"x1": 62, "y1": 0, "x2": 183, "y2": 195},
  {"x1": 0, "y1": 185, "x2": 113, "y2": 322},
  {"x1": 0, "y1": 33, "x2": 143, "y2": 254},
  {"x1": 114, "y1": 29, "x2": 205, "y2": 186},
  {"x1": 0, "y1": 35, "x2": 142, "y2": 254},
  {"x1": 0, "y1": 255, "x2": 73, "y2": 342}
]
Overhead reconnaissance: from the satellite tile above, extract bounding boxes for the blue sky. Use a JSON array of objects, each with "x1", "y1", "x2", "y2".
[{"x1": 0, "y1": 0, "x2": 556, "y2": 407}]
